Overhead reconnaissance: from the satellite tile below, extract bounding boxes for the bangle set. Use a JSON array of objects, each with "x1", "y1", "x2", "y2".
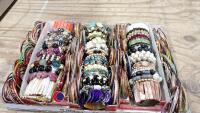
[
  {"x1": 23, "y1": 23, "x2": 74, "y2": 102},
  {"x1": 79, "y1": 22, "x2": 112, "y2": 110},
  {"x1": 2, "y1": 22, "x2": 187, "y2": 113},
  {"x1": 126, "y1": 24, "x2": 162, "y2": 106}
]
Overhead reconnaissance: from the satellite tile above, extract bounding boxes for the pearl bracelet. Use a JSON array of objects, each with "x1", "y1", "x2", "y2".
[{"x1": 129, "y1": 51, "x2": 156, "y2": 64}]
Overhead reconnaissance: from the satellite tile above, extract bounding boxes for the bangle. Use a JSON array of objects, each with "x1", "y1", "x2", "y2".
[{"x1": 132, "y1": 80, "x2": 161, "y2": 106}]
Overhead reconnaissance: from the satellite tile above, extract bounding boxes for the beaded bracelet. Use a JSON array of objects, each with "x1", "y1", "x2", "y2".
[
  {"x1": 86, "y1": 31, "x2": 106, "y2": 41},
  {"x1": 128, "y1": 43, "x2": 151, "y2": 55},
  {"x1": 128, "y1": 38, "x2": 150, "y2": 47},
  {"x1": 83, "y1": 68, "x2": 109, "y2": 77},
  {"x1": 82, "y1": 74, "x2": 109, "y2": 86},
  {"x1": 126, "y1": 27, "x2": 149, "y2": 36},
  {"x1": 85, "y1": 37, "x2": 107, "y2": 50},
  {"x1": 127, "y1": 34, "x2": 150, "y2": 42},
  {"x1": 129, "y1": 51, "x2": 156, "y2": 64},
  {"x1": 84, "y1": 54, "x2": 108, "y2": 66},
  {"x1": 86, "y1": 48, "x2": 108, "y2": 56},
  {"x1": 85, "y1": 22, "x2": 109, "y2": 35}
]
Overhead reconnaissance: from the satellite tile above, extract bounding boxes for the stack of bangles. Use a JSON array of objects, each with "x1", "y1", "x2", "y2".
[
  {"x1": 2, "y1": 21, "x2": 45, "y2": 104},
  {"x1": 23, "y1": 23, "x2": 74, "y2": 102},
  {"x1": 78, "y1": 22, "x2": 112, "y2": 110},
  {"x1": 126, "y1": 23, "x2": 163, "y2": 106}
]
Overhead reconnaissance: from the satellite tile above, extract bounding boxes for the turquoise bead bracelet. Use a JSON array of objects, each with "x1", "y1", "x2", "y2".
[{"x1": 84, "y1": 54, "x2": 108, "y2": 66}]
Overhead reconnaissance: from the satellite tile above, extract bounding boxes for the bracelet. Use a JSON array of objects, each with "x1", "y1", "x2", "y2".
[
  {"x1": 128, "y1": 43, "x2": 151, "y2": 55},
  {"x1": 85, "y1": 22, "x2": 108, "y2": 36},
  {"x1": 86, "y1": 48, "x2": 108, "y2": 56},
  {"x1": 132, "y1": 61, "x2": 155, "y2": 69},
  {"x1": 129, "y1": 51, "x2": 156, "y2": 64},
  {"x1": 128, "y1": 38, "x2": 150, "y2": 47},
  {"x1": 84, "y1": 54, "x2": 108, "y2": 66},
  {"x1": 126, "y1": 24, "x2": 149, "y2": 37},
  {"x1": 83, "y1": 67, "x2": 109, "y2": 77},
  {"x1": 127, "y1": 34, "x2": 150, "y2": 42}
]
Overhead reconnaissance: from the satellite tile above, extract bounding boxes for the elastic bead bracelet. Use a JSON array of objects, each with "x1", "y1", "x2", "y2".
[
  {"x1": 131, "y1": 69, "x2": 156, "y2": 78},
  {"x1": 128, "y1": 43, "x2": 151, "y2": 54},
  {"x1": 128, "y1": 38, "x2": 150, "y2": 47},
  {"x1": 85, "y1": 22, "x2": 108, "y2": 35},
  {"x1": 86, "y1": 31, "x2": 106, "y2": 41},
  {"x1": 83, "y1": 68, "x2": 109, "y2": 78},
  {"x1": 132, "y1": 61, "x2": 155, "y2": 69},
  {"x1": 86, "y1": 48, "x2": 108, "y2": 56},
  {"x1": 129, "y1": 51, "x2": 156, "y2": 64},
  {"x1": 84, "y1": 54, "x2": 108, "y2": 66},
  {"x1": 126, "y1": 28, "x2": 149, "y2": 38},
  {"x1": 127, "y1": 34, "x2": 150, "y2": 42}
]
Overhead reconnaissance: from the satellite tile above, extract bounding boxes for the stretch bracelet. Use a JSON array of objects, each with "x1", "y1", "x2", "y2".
[
  {"x1": 132, "y1": 61, "x2": 155, "y2": 69},
  {"x1": 129, "y1": 51, "x2": 156, "y2": 64},
  {"x1": 127, "y1": 34, "x2": 150, "y2": 42},
  {"x1": 128, "y1": 43, "x2": 151, "y2": 55},
  {"x1": 86, "y1": 48, "x2": 108, "y2": 56},
  {"x1": 128, "y1": 38, "x2": 150, "y2": 47},
  {"x1": 82, "y1": 74, "x2": 109, "y2": 86},
  {"x1": 84, "y1": 68, "x2": 109, "y2": 77},
  {"x1": 85, "y1": 22, "x2": 109, "y2": 35},
  {"x1": 126, "y1": 28, "x2": 149, "y2": 38},
  {"x1": 84, "y1": 54, "x2": 108, "y2": 66}
]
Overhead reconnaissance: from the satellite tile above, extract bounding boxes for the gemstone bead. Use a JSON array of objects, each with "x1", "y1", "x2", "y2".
[
  {"x1": 39, "y1": 59, "x2": 46, "y2": 65},
  {"x1": 52, "y1": 60, "x2": 61, "y2": 68},
  {"x1": 38, "y1": 65, "x2": 45, "y2": 71},
  {"x1": 136, "y1": 71, "x2": 142, "y2": 76},
  {"x1": 46, "y1": 60, "x2": 52, "y2": 65},
  {"x1": 102, "y1": 78, "x2": 107, "y2": 85},
  {"x1": 130, "y1": 48, "x2": 136, "y2": 53},
  {"x1": 34, "y1": 61, "x2": 40, "y2": 67},
  {"x1": 92, "y1": 75, "x2": 99, "y2": 85},
  {"x1": 144, "y1": 47, "x2": 149, "y2": 51},
  {"x1": 150, "y1": 69, "x2": 156, "y2": 75},
  {"x1": 52, "y1": 43, "x2": 59, "y2": 48},
  {"x1": 53, "y1": 48, "x2": 60, "y2": 54},
  {"x1": 55, "y1": 69, "x2": 61, "y2": 76},
  {"x1": 45, "y1": 65, "x2": 52, "y2": 72},
  {"x1": 138, "y1": 47, "x2": 142, "y2": 51},
  {"x1": 42, "y1": 42, "x2": 48, "y2": 49},
  {"x1": 29, "y1": 68, "x2": 34, "y2": 74}
]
